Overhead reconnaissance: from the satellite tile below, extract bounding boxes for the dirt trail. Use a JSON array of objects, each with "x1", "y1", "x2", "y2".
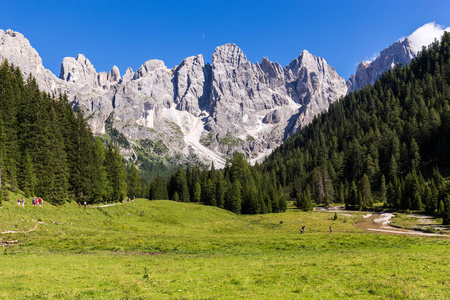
[
  {"x1": 97, "y1": 200, "x2": 135, "y2": 208},
  {"x1": 355, "y1": 213, "x2": 449, "y2": 237},
  {"x1": 97, "y1": 203, "x2": 122, "y2": 208}
]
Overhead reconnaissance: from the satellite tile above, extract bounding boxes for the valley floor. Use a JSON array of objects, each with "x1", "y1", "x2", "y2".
[{"x1": 0, "y1": 199, "x2": 449, "y2": 299}]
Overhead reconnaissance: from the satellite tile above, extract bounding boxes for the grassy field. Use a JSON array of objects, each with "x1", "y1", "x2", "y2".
[{"x1": 0, "y1": 196, "x2": 449, "y2": 299}]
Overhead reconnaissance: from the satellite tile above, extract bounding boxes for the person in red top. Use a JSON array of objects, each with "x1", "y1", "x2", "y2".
[{"x1": 38, "y1": 197, "x2": 43, "y2": 206}]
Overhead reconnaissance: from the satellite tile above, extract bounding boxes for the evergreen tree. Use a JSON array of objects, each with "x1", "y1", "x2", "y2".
[
  {"x1": 215, "y1": 171, "x2": 225, "y2": 208},
  {"x1": 379, "y1": 175, "x2": 387, "y2": 205},
  {"x1": 225, "y1": 180, "x2": 242, "y2": 213},
  {"x1": 201, "y1": 178, "x2": 215, "y2": 206},
  {"x1": 71, "y1": 109, "x2": 96, "y2": 202},
  {"x1": 410, "y1": 138, "x2": 421, "y2": 171},
  {"x1": 359, "y1": 174, "x2": 373, "y2": 209},
  {"x1": 127, "y1": 163, "x2": 142, "y2": 198},
  {"x1": 296, "y1": 188, "x2": 313, "y2": 211},
  {"x1": 346, "y1": 181, "x2": 358, "y2": 209},
  {"x1": 91, "y1": 138, "x2": 107, "y2": 203},
  {"x1": 149, "y1": 174, "x2": 168, "y2": 200},
  {"x1": 105, "y1": 145, "x2": 127, "y2": 202},
  {"x1": 425, "y1": 181, "x2": 439, "y2": 214},
  {"x1": 20, "y1": 148, "x2": 36, "y2": 197},
  {"x1": 174, "y1": 168, "x2": 190, "y2": 202},
  {"x1": 173, "y1": 191, "x2": 179, "y2": 202},
  {"x1": 193, "y1": 182, "x2": 201, "y2": 203},
  {"x1": 442, "y1": 195, "x2": 450, "y2": 225},
  {"x1": 41, "y1": 105, "x2": 69, "y2": 204}
]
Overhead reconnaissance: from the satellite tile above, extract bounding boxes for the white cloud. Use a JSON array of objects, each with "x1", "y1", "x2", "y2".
[
  {"x1": 364, "y1": 52, "x2": 379, "y2": 64},
  {"x1": 408, "y1": 22, "x2": 450, "y2": 52}
]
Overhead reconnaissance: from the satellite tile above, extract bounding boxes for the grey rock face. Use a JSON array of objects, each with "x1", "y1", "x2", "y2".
[
  {"x1": 347, "y1": 38, "x2": 416, "y2": 92},
  {"x1": 122, "y1": 67, "x2": 135, "y2": 82},
  {"x1": 207, "y1": 44, "x2": 347, "y2": 156},
  {"x1": 0, "y1": 30, "x2": 348, "y2": 167},
  {"x1": 0, "y1": 29, "x2": 60, "y2": 94},
  {"x1": 284, "y1": 50, "x2": 348, "y2": 134},
  {"x1": 108, "y1": 65, "x2": 121, "y2": 83},
  {"x1": 174, "y1": 55, "x2": 210, "y2": 115},
  {"x1": 60, "y1": 55, "x2": 121, "y2": 90},
  {"x1": 60, "y1": 54, "x2": 99, "y2": 87}
]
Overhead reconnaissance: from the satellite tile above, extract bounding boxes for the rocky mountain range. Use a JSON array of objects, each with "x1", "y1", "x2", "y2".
[{"x1": 0, "y1": 29, "x2": 416, "y2": 171}]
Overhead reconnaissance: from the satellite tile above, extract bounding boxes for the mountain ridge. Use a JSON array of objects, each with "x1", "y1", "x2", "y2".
[
  {"x1": 0, "y1": 28, "x2": 414, "y2": 172},
  {"x1": 347, "y1": 38, "x2": 416, "y2": 92}
]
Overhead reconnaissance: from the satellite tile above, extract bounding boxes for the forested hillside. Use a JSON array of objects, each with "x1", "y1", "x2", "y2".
[
  {"x1": 0, "y1": 60, "x2": 142, "y2": 205},
  {"x1": 152, "y1": 34, "x2": 450, "y2": 224},
  {"x1": 261, "y1": 33, "x2": 450, "y2": 224}
]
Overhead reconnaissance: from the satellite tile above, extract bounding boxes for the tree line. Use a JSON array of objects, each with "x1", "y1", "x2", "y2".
[
  {"x1": 0, "y1": 60, "x2": 143, "y2": 205},
  {"x1": 149, "y1": 152, "x2": 287, "y2": 214}
]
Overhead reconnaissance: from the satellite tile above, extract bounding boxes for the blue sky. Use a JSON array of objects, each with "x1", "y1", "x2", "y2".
[{"x1": 1, "y1": 0, "x2": 449, "y2": 79}]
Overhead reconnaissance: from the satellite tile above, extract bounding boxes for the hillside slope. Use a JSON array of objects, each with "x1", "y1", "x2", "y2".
[{"x1": 259, "y1": 33, "x2": 450, "y2": 223}]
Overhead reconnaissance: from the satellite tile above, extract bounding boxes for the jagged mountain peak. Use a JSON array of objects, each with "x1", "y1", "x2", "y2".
[
  {"x1": 0, "y1": 29, "x2": 58, "y2": 94},
  {"x1": 212, "y1": 43, "x2": 248, "y2": 66},
  {"x1": 347, "y1": 37, "x2": 416, "y2": 92},
  {"x1": 108, "y1": 65, "x2": 121, "y2": 82},
  {"x1": 135, "y1": 59, "x2": 168, "y2": 79},
  {"x1": 285, "y1": 50, "x2": 330, "y2": 78},
  {"x1": 122, "y1": 67, "x2": 135, "y2": 82},
  {"x1": 177, "y1": 54, "x2": 205, "y2": 69},
  {"x1": 59, "y1": 54, "x2": 98, "y2": 87}
]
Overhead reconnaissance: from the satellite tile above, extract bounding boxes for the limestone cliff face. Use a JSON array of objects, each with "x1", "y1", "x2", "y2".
[
  {"x1": 284, "y1": 50, "x2": 348, "y2": 135},
  {"x1": 347, "y1": 38, "x2": 416, "y2": 92},
  {"x1": 0, "y1": 29, "x2": 60, "y2": 94},
  {"x1": 0, "y1": 29, "x2": 349, "y2": 167}
]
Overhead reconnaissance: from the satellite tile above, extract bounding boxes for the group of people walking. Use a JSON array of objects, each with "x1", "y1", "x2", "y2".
[
  {"x1": 76, "y1": 201, "x2": 88, "y2": 209},
  {"x1": 299, "y1": 224, "x2": 333, "y2": 233},
  {"x1": 17, "y1": 197, "x2": 43, "y2": 206}
]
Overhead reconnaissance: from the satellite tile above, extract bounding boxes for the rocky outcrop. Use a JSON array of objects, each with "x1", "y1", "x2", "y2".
[
  {"x1": 59, "y1": 54, "x2": 99, "y2": 87},
  {"x1": 0, "y1": 29, "x2": 348, "y2": 167},
  {"x1": 0, "y1": 29, "x2": 60, "y2": 94},
  {"x1": 347, "y1": 38, "x2": 416, "y2": 92},
  {"x1": 60, "y1": 55, "x2": 121, "y2": 90},
  {"x1": 284, "y1": 50, "x2": 348, "y2": 134},
  {"x1": 122, "y1": 67, "x2": 135, "y2": 82}
]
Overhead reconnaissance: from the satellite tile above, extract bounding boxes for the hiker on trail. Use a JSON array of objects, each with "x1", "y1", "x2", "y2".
[
  {"x1": 22, "y1": 197, "x2": 25, "y2": 207},
  {"x1": 38, "y1": 197, "x2": 43, "y2": 206},
  {"x1": 302, "y1": 225, "x2": 306, "y2": 232},
  {"x1": 329, "y1": 226, "x2": 333, "y2": 233},
  {"x1": 77, "y1": 202, "x2": 81, "y2": 207},
  {"x1": 17, "y1": 198, "x2": 21, "y2": 206},
  {"x1": 32, "y1": 197, "x2": 36, "y2": 206},
  {"x1": 84, "y1": 201, "x2": 87, "y2": 210}
]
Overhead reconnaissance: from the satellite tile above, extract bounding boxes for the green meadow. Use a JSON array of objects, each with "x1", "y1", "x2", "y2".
[{"x1": 0, "y1": 198, "x2": 449, "y2": 299}]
